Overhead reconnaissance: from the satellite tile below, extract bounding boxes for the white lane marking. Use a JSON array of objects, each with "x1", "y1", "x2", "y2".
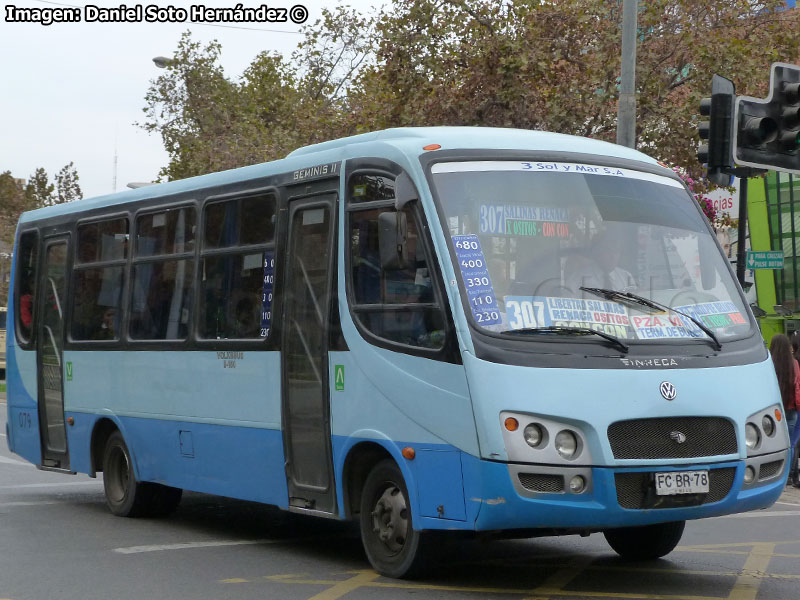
[
  {"x1": 114, "y1": 539, "x2": 276, "y2": 554},
  {"x1": 0, "y1": 455, "x2": 28, "y2": 466},
  {"x1": 0, "y1": 501, "x2": 60, "y2": 508},
  {"x1": 0, "y1": 480, "x2": 102, "y2": 489},
  {"x1": 715, "y1": 509, "x2": 800, "y2": 518}
]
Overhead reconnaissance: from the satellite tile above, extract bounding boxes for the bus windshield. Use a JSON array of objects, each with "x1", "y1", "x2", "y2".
[{"x1": 432, "y1": 161, "x2": 753, "y2": 344}]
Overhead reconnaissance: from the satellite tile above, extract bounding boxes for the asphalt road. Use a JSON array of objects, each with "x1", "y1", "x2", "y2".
[{"x1": 2, "y1": 399, "x2": 800, "y2": 600}]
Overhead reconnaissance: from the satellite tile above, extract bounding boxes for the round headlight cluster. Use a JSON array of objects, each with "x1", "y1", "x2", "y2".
[
  {"x1": 761, "y1": 415, "x2": 775, "y2": 437},
  {"x1": 745, "y1": 423, "x2": 761, "y2": 450},
  {"x1": 523, "y1": 423, "x2": 545, "y2": 448},
  {"x1": 555, "y1": 430, "x2": 579, "y2": 459},
  {"x1": 513, "y1": 420, "x2": 583, "y2": 460}
]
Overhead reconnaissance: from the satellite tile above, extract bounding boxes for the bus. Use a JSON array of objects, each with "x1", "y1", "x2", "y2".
[{"x1": 4, "y1": 127, "x2": 791, "y2": 578}]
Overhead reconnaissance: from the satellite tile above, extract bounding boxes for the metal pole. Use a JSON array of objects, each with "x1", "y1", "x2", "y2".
[
  {"x1": 617, "y1": 0, "x2": 638, "y2": 148},
  {"x1": 736, "y1": 176, "x2": 749, "y2": 288}
]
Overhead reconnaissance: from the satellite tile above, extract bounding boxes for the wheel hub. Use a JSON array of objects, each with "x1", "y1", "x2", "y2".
[{"x1": 371, "y1": 485, "x2": 409, "y2": 553}]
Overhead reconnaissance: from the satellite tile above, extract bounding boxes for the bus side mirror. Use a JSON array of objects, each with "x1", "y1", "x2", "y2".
[
  {"x1": 394, "y1": 172, "x2": 419, "y2": 211},
  {"x1": 379, "y1": 211, "x2": 408, "y2": 270}
]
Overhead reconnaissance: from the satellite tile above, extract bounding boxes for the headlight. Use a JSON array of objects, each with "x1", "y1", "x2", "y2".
[
  {"x1": 555, "y1": 430, "x2": 579, "y2": 459},
  {"x1": 523, "y1": 423, "x2": 545, "y2": 448},
  {"x1": 762, "y1": 415, "x2": 775, "y2": 437},
  {"x1": 745, "y1": 423, "x2": 761, "y2": 449}
]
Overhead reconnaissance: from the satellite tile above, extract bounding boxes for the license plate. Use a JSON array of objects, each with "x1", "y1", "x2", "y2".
[{"x1": 654, "y1": 470, "x2": 709, "y2": 495}]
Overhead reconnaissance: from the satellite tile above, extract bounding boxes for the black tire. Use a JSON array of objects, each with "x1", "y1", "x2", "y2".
[
  {"x1": 359, "y1": 459, "x2": 431, "y2": 578},
  {"x1": 604, "y1": 520, "x2": 685, "y2": 560},
  {"x1": 102, "y1": 431, "x2": 182, "y2": 518}
]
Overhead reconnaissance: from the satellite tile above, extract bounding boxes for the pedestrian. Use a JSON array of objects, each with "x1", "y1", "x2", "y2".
[{"x1": 770, "y1": 333, "x2": 800, "y2": 486}]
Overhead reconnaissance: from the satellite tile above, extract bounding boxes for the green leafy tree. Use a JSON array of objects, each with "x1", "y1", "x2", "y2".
[
  {"x1": 141, "y1": 1, "x2": 800, "y2": 190},
  {"x1": 25, "y1": 167, "x2": 55, "y2": 207},
  {"x1": 54, "y1": 162, "x2": 83, "y2": 204}
]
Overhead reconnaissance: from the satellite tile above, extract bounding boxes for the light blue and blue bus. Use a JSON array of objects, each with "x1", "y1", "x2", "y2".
[{"x1": 5, "y1": 128, "x2": 791, "y2": 577}]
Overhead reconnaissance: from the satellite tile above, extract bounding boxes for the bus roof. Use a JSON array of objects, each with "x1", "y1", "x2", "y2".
[{"x1": 19, "y1": 127, "x2": 662, "y2": 224}]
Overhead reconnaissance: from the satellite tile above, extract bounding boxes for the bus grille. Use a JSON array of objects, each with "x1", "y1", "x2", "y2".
[
  {"x1": 614, "y1": 467, "x2": 735, "y2": 509},
  {"x1": 759, "y1": 460, "x2": 783, "y2": 481},
  {"x1": 608, "y1": 417, "x2": 737, "y2": 459},
  {"x1": 518, "y1": 472, "x2": 565, "y2": 493}
]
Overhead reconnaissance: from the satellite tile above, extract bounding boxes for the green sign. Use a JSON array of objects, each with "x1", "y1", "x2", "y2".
[
  {"x1": 334, "y1": 365, "x2": 344, "y2": 391},
  {"x1": 746, "y1": 250, "x2": 784, "y2": 269},
  {"x1": 66, "y1": 362, "x2": 73, "y2": 381}
]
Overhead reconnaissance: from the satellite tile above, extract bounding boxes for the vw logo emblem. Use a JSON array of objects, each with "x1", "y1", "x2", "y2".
[
  {"x1": 670, "y1": 431, "x2": 687, "y2": 444},
  {"x1": 660, "y1": 381, "x2": 677, "y2": 400}
]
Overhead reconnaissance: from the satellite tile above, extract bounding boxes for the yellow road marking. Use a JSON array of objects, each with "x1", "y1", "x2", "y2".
[
  {"x1": 529, "y1": 555, "x2": 594, "y2": 597},
  {"x1": 220, "y1": 539, "x2": 800, "y2": 600},
  {"x1": 305, "y1": 570, "x2": 380, "y2": 600},
  {"x1": 727, "y1": 542, "x2": 776, "y2": 600}
]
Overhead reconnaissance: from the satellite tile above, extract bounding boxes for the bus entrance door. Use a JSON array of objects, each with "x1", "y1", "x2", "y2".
[
  {"x1": 36, "y1": 237, "x2": 71, "y2": 471},
  {"x1": 281, "y1": 194, "x2": 337, "y2": 514}
]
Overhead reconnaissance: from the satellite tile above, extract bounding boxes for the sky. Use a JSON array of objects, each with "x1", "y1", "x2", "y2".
[{"x1": 0, "y1": 0, "x2": 379, "y2": 199}]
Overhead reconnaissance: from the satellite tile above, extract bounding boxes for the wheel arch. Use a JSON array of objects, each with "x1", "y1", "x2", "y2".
[
  {"x1": 89, "y1": 417, "x2": 125, "y2": 477},
  {"x1": 341, "y1": 438, "x2": 417, "y2": 521}
]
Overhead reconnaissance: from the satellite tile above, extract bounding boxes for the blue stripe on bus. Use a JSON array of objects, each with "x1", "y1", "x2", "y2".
[{"x1": 66, "y1": 412, "x2": 288, "y2": 507}]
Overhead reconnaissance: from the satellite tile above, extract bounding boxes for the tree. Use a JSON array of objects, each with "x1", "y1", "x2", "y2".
[
  {"x1": 0, "y1": 164, "x2": 82, "y2": 301},
  {"x1": 141, "y1": 1, "x2": 800, "y2": 188},
  {"x1": 55, "y1": 162, "x2": 82, "y2": 204},
  {"x1": 25, "y1": 167, "x2": 54, "y2": 207}
]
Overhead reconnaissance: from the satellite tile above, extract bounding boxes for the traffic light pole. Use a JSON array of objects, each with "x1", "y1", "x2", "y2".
[
  {"x1": 736, "y1": 176, "x2": 748, "y2": 288},
  {"x1": 727, "y1": 167, "x2": 764, "y2": 288}
]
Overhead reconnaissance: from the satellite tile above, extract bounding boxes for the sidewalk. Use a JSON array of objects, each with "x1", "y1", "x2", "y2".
[{"x1": 781, "y1": 481, "x2": 800, "y2": 504}]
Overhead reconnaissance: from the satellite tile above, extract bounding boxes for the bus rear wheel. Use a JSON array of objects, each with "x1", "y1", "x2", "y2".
[
  {"x1": 102, "y1": 431, "x2": 182, "y2": 517},
  {"x1": 359, "y1": 459, "x2": 429, "y2": 578},
  {"x1": 604, "y1": 520, "x2": 685, "y2": 560}
]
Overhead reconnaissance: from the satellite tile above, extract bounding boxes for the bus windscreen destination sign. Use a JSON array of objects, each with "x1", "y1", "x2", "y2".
[{"x1": 746, "y1": 251, "x2": 784, "y2": 269}]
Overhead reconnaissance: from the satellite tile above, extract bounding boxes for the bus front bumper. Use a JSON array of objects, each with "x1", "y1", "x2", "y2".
[{"x1": 463, "y1": 451, "x2": 788, "y2": 532}]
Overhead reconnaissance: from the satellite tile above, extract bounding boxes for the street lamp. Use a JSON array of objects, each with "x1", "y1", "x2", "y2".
[{"x1": 152, "y1": 56, "x2": 173, "y2": 69}]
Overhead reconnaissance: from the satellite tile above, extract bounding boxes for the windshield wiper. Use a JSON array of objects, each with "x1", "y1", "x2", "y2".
[
  {"x1": 505, "y1": 325, "x2": 629, "y2": 353},
  {"x1": 579, "y1": 286, "x2": 722, "y2": 351}
]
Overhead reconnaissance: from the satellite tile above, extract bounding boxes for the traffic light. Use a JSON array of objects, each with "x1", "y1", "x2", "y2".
[
  {"x1": 734, "y1": 62, "x2": 800, "y2": 174},
  {"x1": 698, "y1": 75, "x2": 736, "y2": 186}
]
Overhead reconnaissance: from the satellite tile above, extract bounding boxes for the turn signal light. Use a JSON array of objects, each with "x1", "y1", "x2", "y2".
[
  {"x1": 402, "y1": 447, "x2": 416, "y2": 460},
  {"x1": 775, "y1": 408, "x2": 783, "y2": 422},
  {"x1": 504, "y1": 417, "x2": 519, "y2": 431},
  {"x1": 423, "y1": 144, "x2": 441, "y2": 151}
]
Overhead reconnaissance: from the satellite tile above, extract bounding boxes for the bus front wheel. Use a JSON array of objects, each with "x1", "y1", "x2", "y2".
[
  {"x1": 604, "y1": 520, "x2": 685, "y2": 560},
  {"x1": 359, "y1": 459, "x2": 429, "y2": 578}
]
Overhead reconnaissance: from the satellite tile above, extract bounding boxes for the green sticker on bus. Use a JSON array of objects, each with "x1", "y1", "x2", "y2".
[
  {"x1": 66, "y1": 362, "x2": 73, "y2": 381},
  {"x1": 335, "y1": 365, "x2": 344, "y2": 391}
]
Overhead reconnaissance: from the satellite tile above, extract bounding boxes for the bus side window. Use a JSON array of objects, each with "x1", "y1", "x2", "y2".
[
  {"x1": 15, "y1": 231, "x2": 38, "y2": 344},
  {"x1": 130, "y1": 207, "x2": 195, "y2": 341},
  {"x1": 199, "y1": 194, "x2": 276, "y2": 340},
  {"x1": 72, "y1": 217, "x2": 129, "y2": 342},
  {"x1": 348, "y1": 174, "x2": 445, "y2": 350}
]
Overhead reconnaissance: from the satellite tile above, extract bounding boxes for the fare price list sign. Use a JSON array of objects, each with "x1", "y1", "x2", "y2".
[
  {"x1": 452, "y1": 235, "x2": 501, "y2": 326},
  {"x1": 261, "y1": 251, "x2": 275, "y2": 337}
]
